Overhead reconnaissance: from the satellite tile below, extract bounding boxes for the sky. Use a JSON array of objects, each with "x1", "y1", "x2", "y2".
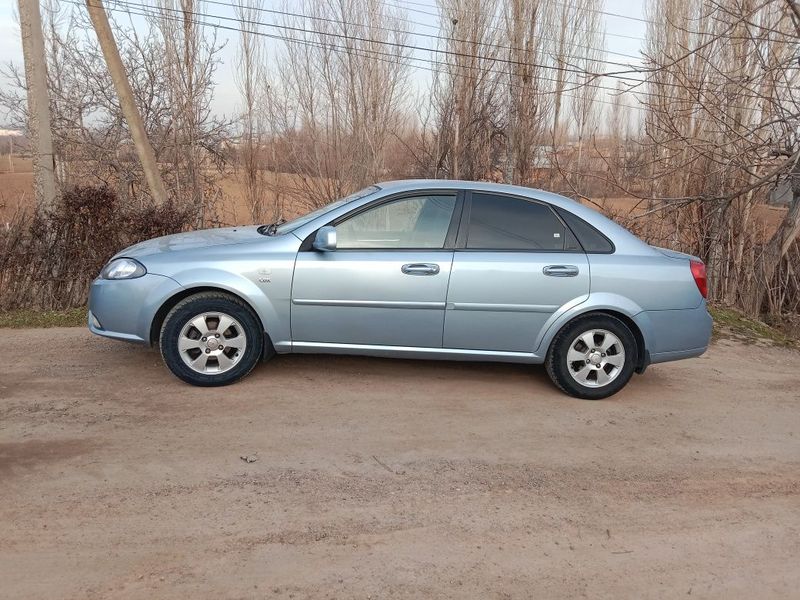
[{"x1": 0, "y1": 0, "x2": 649, "y2": 124}]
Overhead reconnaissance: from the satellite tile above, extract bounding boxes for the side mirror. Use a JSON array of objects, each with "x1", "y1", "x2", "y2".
[{"x1": 313, "y1": 226, "x2": 337, "y2": 252}]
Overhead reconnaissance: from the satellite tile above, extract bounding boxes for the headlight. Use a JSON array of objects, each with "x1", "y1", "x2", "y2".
[{"x1": 100, "y1": 258, "x2": 147, "y2": 280}]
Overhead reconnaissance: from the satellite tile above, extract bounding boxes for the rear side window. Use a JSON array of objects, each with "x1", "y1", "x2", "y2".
[
  {"x1": 555, "y1": 207, "x2": 615, "y2": 253},
  {"x1": 466, "y1": 193, "x2": 569, "y2": 251}
]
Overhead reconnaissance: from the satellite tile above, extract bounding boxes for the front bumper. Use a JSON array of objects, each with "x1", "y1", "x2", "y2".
[{"x1": 88, "y1": 273, "x2": 182, "y2": 344}]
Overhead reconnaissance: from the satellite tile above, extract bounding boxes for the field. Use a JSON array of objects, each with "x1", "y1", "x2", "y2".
[
  {"x1": 1, "y1": 328, "x2": 798, "y2": 598},
  {"x1": 0, "y1": 172, "x2": 36, "y2": 222},
  {"x1": 0, "y1": 157, "x2": 789, "y2": 232}
]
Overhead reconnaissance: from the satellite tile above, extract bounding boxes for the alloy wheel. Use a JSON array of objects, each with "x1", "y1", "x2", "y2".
[
  {"x1": 177, "y1": 312, "x2": 247, "y2": 374},
  {"x1": 566, "y1": 328, "x2": 626, "y2": 388}
]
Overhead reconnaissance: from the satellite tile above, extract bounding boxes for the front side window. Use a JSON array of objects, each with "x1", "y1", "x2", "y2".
[
  {"x1": 336, "y1": 195, "x2": 457, "y2": 249},
  {"x1": 466, "y1": 193, "x2": 570, "y2": 251}
]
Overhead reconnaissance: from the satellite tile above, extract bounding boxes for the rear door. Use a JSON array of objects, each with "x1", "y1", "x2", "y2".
[{"x1": 443, "y1": 191, "x2": 590, "y2": 353}]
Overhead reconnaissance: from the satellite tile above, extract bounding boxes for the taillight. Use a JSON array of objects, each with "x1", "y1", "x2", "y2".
[{"x1": 690, "y1": 260, "x2": 707, "y2": 298}]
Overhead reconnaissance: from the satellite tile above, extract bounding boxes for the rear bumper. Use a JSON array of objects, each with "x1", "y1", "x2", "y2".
[
  {"x1": 88, "y1": 273, "x2": 182, "y2": 344},
  {"x1": 649, "y1": 346, "x2": 708, "y2": 364},
  {"x1": 634, "y1": 302, "x2": 712, "y2": 365}
]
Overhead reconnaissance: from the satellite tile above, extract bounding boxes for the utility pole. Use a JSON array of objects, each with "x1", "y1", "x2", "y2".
[
  {"x1": 17, "y1": 0, "x2": 56, "y2": 208},
  {"x1": 84, "y1": 0, "x2": 167, "y2": 204}
]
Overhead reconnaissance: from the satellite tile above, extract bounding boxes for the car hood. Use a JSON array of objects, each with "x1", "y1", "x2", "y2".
[{"x1": 117, "y1": 226, "x2": 264, "y2": 259}]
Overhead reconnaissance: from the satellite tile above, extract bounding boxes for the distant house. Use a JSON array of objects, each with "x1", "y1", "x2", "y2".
[{"x1": 769, "y1": 178, "x2": 793, "y2": 207}]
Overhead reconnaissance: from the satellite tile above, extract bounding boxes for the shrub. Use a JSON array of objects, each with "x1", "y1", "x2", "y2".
[{"x1": 0, "y1": 186, "x2": 197, "y2": 310}]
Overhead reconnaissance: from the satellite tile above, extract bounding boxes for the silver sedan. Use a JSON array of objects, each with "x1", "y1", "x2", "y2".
[{"x1": 88, "y1": 180, "x2": 712, "y2": 399}]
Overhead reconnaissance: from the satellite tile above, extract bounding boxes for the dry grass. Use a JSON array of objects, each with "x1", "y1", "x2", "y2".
[
  {"x1": 709, "y1": 306, "x2": 798, "y2": 348},
  {"x1": 0, "y1": 155, "x2": 31, "y2": 174},
  {"x1": 0, "y1": 306, "x2": 86, "y2": 328},
  {"x1": 0, "y1": 173, "x2": 35, "y2": 222},
  {"x1": 0, "y1": 164, "x2": 320, "y2": 225}
]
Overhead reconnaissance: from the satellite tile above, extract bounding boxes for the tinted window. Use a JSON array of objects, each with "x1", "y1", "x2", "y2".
[
  {"x1": 337, "y1": 195, "x2": 456, "y2": 249},
  {"x1": 466, "y1": 193, "x2": 567, "y2": 251},
  {"x1": 555, "y1": 207, "x2": 614, "y2": 253}
]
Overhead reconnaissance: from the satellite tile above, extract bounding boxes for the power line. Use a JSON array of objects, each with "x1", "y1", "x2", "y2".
[
  {"x1": 376, "y1": 0, "x2": 648, "y2": 61},
  {"x1": 246, "y1": 0, "x2": 794, "y2": 103},
  {"x1": 208, "y1": 0, "x2": 647, "y2": 69},
  {"x1": 206, "y1": 0, "x2": 653, "y2": 82},
  {"x1": 392, "y1": 0, "x2": 655, "y2": 26},
  {"x1": 105, "y1": 0, "x2": 656, "y2": 90},
  {"x1": 386, "y1": 0, "x2": 651, "y2": 43},
  {"x1": 85, "y1": 0, "x2": 651, "y2": 112},
  {"x1": 167, "y1": 1, "x2": 791, "y2": 108},
  {"x1": 71, "y1": 0, "x2": 786, "y2": 115},
  {"x1": 97, "y1": 0, "x2": 678, "y2": 88}
]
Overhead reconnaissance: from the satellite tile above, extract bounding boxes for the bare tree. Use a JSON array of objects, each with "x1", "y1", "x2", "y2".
[
  {"x1": 638, "y1": 0, "x2": 799, "y2": 312},
  {"x1": 567, "y1": 0, "x2": 605, "y2": 196},
  {"x1": 549, "y1": 0, "x2": 583, "y2": 153},
  {"x1": 233, "y1": 0, "x2": 269, "y2": 223},
  {"x1": 428, "y1": 0, "x2": 503, "y2": 181},
  {"x1": 503, "y1": 0, "x2": 551, "y2": 185},
  {"x1": 272, "y1": 0, "x2": 411, "y2": 208},
  {"x1": 2, "y1": 1, "x2": 228, "y2": 217},
  {"x1": 548, "y1": 0, "x2": 600, "y2": 190},
  {"x1": 152, "y1": 0, "x2": 225, "y2": 221}
]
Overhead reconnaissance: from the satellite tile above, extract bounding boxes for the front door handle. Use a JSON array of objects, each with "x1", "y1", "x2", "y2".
[
  {"x1": 543, "y1": 265, "x2": 580, "y2": 277},
  {"x1": 401, "y1": 263, "x2": 440, "y2": 276}
]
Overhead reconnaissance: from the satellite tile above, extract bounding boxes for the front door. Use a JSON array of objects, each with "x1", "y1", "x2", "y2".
[
  {"x1": 291, "y1": 193, "x2": 460, "y2": 348},
  {"x1": 443, "y1": 192, "x2": 590, "y2": 353}
]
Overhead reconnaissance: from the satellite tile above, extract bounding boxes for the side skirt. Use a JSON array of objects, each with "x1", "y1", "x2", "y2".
[{"x1": 288, "y1": 341, "x2": 542, "y2": 364}]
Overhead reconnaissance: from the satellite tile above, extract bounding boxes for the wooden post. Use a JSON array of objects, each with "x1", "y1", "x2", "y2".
[
  {"x1": 17, "y1": 0, "x2": 56, "y2": 207},
  {"x1": 84, "y1": 0, "x2": 167, "y2": 204}
]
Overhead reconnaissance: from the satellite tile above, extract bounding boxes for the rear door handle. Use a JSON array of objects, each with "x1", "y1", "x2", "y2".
[
  {"x1": 543, "y1": 265, "x2": 580, "y2": 277},
  {"x1": 401, "y1": 263, "x2": 440, "y2": 276}
]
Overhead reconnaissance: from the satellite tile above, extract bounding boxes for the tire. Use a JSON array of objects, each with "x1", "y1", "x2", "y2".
[
  {"x1": 545, "y1": 314, "x2": 637, "y2": 400},
  {"x1": 159, "y1": 292, "x2": 264, "y2": 387}
]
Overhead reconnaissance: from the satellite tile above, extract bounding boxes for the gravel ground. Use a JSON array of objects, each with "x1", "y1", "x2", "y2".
[{"x1": 1, "y1": 328, "x2": 799, "y2": 599}]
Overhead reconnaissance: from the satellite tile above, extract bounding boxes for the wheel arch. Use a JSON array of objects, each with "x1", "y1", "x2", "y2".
[
  {"x1": 548, "y1": 309, "x2": 648, "y2": 372},
  {"x1": 587, "y1": 310, "x2": 647, "y2": 372},
  {"x1": 149, "y1": 286, "x2": 275, "y2": 358},
  {"x1": 539, "y1": 302, "x2": 651, "y2": 373}
]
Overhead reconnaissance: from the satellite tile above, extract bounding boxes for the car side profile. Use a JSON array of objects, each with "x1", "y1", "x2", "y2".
[{"x1": 88, "y1": 180, "x2": 712, "y2": 399}]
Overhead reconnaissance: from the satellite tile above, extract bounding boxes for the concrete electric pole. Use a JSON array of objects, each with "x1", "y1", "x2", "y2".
[
  {"x1": 84, "y1": 0, "x2": 167, "y2": 204},
  {"x1": 17, "y1": 0, "x2": 56, "y2": 208}
]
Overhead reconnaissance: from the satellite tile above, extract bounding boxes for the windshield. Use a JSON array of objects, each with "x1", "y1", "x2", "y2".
[{"x1": 269, "y1": 185, "x2": 381, "y2": 235}]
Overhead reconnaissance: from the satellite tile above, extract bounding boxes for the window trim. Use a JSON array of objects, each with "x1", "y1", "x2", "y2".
[
  {"x1": 300, "y1": 189, "x2": 464, "y2": 252},
  {"x1": 456, "y1": 190, "x2": 584, "y2": 254}
]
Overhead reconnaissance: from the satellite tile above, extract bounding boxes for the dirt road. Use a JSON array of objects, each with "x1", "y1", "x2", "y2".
[{"x1": 2, "y1": 328, "x2": 799, "y2": 599}]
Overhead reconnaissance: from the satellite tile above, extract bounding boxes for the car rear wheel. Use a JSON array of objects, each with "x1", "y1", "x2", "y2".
[
  {"x1": 545, "y1": 314, "x2": 637, "y2": 400},
  {"x1": 160, "y1": 292, "x2": 264, "y2": 386}
]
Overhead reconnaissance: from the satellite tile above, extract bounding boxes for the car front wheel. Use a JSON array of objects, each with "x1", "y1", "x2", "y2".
[
  {"x1": 545, "y1": 314, "x2": 637, "y2": 400},
  {"x1": 160, "y1": 292, "x2": 264, "y2": 386}
]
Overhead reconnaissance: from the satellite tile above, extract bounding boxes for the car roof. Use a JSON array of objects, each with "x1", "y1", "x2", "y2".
[
  {"x1": 377, "y1": 179, "x2": 589, "y2": 212},
  {"x1": 379, "y1": 178, "x2": 563, "y2": 195}
]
